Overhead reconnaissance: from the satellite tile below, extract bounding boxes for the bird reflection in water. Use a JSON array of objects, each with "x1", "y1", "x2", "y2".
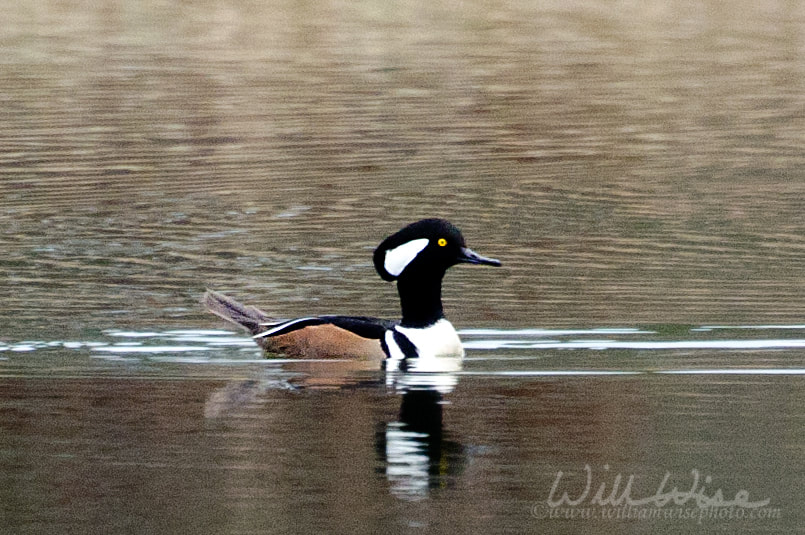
[
  {"x1": 379, "y1": 363, "x2": 464, "y2": 501},
  {"x1": 202, "y1": 359, "x2": 465, "y2": 502}
]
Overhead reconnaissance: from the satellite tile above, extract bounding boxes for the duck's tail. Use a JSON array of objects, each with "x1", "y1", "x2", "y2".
[{"x1": 202, "y1": 289, "x2": 273, "y2": 336}]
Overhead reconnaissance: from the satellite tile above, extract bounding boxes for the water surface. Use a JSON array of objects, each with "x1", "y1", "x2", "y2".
[{"x1": 1, "y1": 0, "x2": 804, "y2": 533}]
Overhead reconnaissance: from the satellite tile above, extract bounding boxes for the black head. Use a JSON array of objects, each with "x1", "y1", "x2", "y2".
[{"x1": 373, "y1": 218, "x2": 501, "y2": 282}]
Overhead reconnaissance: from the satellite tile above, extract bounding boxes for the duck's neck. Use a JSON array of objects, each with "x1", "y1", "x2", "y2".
[{"x1": 397, "y1": 273, "x2": 445, "y2": 328}]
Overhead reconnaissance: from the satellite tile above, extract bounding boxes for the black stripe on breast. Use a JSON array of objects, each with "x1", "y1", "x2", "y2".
[{"x1": 393, "y1": 330, "x2": 419, "y2": 360}]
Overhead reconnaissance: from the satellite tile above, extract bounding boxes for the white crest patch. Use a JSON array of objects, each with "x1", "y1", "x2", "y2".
[{"x1": 383, "y1": 238, "x2": 429, "y2": 277}]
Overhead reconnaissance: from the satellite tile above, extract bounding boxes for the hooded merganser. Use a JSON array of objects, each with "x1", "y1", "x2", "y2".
[{"x1": 203, "y1": 218, "x2": 501, "y2": 362}]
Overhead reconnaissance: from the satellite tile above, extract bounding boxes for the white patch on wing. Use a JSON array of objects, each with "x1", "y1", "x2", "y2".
[
  {"x1": 383, "y1": 238, "x2": 429, "y2": 277},
  {"x1": 253, "y1": 317, "x2": 318, "y2": 339},
  {"x1": 395, "y1": 319, "x2": 464, "y2": 359}
]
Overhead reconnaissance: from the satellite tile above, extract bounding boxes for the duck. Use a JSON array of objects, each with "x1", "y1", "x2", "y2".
[{"x1": 203, "y1": 218, "x2": 501, "y2": 363}]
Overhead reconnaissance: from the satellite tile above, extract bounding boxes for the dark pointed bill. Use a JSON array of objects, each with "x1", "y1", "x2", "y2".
[{"x1": 457, "y1": 247, "x2": 502, "y2": 267}]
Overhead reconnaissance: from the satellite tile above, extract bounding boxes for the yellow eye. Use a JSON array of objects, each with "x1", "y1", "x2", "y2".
[{"x1": 437, "y1": 238, "x2": 447, "y2": 247}]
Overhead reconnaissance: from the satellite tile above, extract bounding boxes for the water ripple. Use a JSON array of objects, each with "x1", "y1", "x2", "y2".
[
  {"x1": 463, "y1": 338, "x2": 805, "y2": 351},
  {"x1": 2, "y1": 326, "x2": 805, "y2": 378}
]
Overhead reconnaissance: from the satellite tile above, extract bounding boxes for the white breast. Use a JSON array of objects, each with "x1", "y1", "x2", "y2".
[{"x1": 393, "y1": 319, "x2": 465, "y2": 359}]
